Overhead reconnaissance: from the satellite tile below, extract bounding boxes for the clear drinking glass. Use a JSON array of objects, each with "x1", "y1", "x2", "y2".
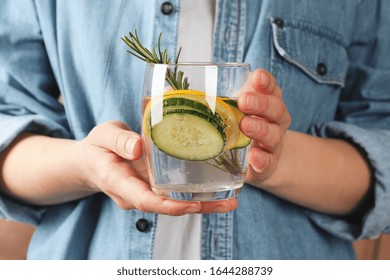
[{"x1": 142, "y1": 63, "x2": 251, "y2": 201}]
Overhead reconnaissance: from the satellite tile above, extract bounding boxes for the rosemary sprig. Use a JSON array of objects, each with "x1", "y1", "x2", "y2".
[{"x1": 121, "y1": 29, "x2": 189, "y2": 90}]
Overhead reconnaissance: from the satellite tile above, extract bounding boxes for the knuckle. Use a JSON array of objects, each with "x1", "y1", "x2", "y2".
[
  {"x1": 87, "y1": 125, "x2": 101, "y2": 141},
  {"x1": 256, "y1": 151, "x2": 272, "y2": 173},
  {"x1": 111, "y1": 131, "x2": 129, "y2": 156},
  {"x1": 272, "y1": 129, "x2": 284, "y2": 149},
  {"x1": 258, "y1": 94, "x2": 269, "y2": 113},
  {"x1": 268, "y1": 77, "x2": 277, "y2": 92},
  {"x1": 87, "y1": 121, "x2": 128, "y2": 145},
  {"x1": 257, "y1": 120, "x2": 269, "y2": 139},
  {"x1": 108, "y1": 120, "x2": 127, "y2": 129},
  {"x1": 261, "y1": 153, "x2": 273, "y2": 173},
  {"x1": 285, "y1": 112, "x2": 292, "y2": 128},
  {"x1": 275, "y1": 85, "x2": 283, "y2": 97},
  {"x1": 251, "y1": 149, "x2": 266, "y2": 170}
]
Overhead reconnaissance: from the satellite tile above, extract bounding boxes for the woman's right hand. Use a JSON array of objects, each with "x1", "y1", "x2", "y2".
[{"x1": 75, "y1": 121, "x2": 238, "y2": 216}]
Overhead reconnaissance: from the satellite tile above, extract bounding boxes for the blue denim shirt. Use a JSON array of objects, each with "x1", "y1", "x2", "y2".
[{"x1": 1, "y1": 0, "x2": 390, "y2": 259}]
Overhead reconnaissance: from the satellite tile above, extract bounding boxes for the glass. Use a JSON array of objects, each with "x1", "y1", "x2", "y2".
[{"x1": 141, "y1": 63, "x2": 251, "y2": 201}]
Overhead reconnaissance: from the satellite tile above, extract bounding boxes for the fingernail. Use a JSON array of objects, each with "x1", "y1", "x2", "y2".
[
  {"x1": 184, "y1": 207, "x2": 200, "y2": 214},
  {"x1": 246, "y1": 94, "x2": 259, "y2": 110},
  {"x1": 259, "y1": 71, "x2": 268, "y2": 87},
  {"x1": 247, "y1": 118, "x2": 260, "y2": 133},
  {"x1": 126, "y1": 136, "x2": 139, "y2": 157}
]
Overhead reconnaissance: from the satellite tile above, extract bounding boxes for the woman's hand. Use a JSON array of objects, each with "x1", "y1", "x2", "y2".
[
  {"x1": 76, "y1": 121, "x2": 238, "y2": 215},
  {"x1": 238, "y1": 69, "x2": 291, "y2": 185},
  {"x1": 238, "y1": 69, "x2": 372, "y2": 215}
]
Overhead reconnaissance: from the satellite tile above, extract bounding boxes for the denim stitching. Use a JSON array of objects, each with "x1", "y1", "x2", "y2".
[{"x1": 270, "y1": 17, "x2": 346, "y2": 87}]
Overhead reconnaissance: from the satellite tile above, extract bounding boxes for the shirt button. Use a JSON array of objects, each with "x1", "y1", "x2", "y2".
[
  {"x1": 273, "y1": 18, "x2": 284, "y2": 28},
  {"x1": 135, "y1": 218, "x2": 150, "y2": 232},
  {"x1": 316, "y1": 63, "x2": 327, "y2": 76},
  {"x1": 161, "y1": 2, "x2": 174, "y2": 15}
]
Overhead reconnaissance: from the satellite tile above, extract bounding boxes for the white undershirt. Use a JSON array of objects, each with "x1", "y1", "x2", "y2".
[{"x1": 152, "y1": 0, "x2": 215, "y2": 260}]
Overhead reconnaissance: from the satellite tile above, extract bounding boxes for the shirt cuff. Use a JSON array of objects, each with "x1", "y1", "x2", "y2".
[
  {"x1": 0, "y1": 193, "x2": 45, "y2": 226},
  {"x1": 0, "y1": 114, "x2": 70, "y2": 153},
  {"x1": 306, "y1": 121, "x2": 390, "y2": 240}
]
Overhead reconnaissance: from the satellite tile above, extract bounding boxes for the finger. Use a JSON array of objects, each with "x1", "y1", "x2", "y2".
[
  {"x1": 238, "y1": 92, "x2": 289, "y2": 126},
  {"x1": 88, "y1": 121, "x2": 143, "y2": 160},
  {"x1": 109, "y1": 177, "x2": 202, "y2": 216},
  {"x1": 107, "y1": 178, "x2": 201, "y2": 215},
  {"x1": 240, "y1": 116, "x2": 284, "y2": 152},
  {"x1": 247, "y1": 147, "x2": 275, "y2": 174},
  {"x1": 110, "y1": 176, "x2": 237, "y2": 215},
  {"x1": 274, "y1": 85, "x2": 283, "y2": 98},
  {"x1": 101, "y1": 160, "x2": 202, "y2": 215},
  {"x1": 242, "y1": 69, "x2": 277, "y2": 95},
  {"x1": 198, "y1": 198, "x2": 238, "y2": 214}
]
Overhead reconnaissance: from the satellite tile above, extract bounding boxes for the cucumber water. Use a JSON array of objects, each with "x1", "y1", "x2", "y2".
[{"x1": 142, "y1": 90, "x2": 250, "y2": 201}]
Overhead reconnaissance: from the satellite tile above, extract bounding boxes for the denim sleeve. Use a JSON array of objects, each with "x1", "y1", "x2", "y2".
[
  {"x1": 306, "y1": 0, "x2": 390, "y2": 240},
  {"x1": 0, "y1": 1, "x2": 71, "y2": 225}
]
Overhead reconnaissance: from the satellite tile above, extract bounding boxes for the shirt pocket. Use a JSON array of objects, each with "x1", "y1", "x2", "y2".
[{"x1": 269, "y1": 17, "x2": 349, "y2": 131}]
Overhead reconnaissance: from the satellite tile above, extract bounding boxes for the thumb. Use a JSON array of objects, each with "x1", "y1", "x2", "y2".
[{"x1": 88, "y1": 121, "x2": 143, "y2": 160}]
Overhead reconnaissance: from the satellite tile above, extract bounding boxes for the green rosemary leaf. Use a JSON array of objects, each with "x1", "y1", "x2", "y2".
[
  {"x1": 175, "y1": 47, "x2": 182, "y2": 65},
  {"x1": 134, "y1": 29, "x2": 140, "y2": 41},
  {"x1": 162, "y1": 49, "x2": 168, "y2": 64},
  {"x1": 157, "y1": 32, "x2": 163, "y2": 60},
  {"x1": 122, "y1": 35, "x2": 147, "y2": 60},
  {"x1": 151, "y1": 47, "x2": 160, "y2": 62},
  {"x1": 126, "y1": 50, "x2": 148, "y2": 61},
  {"x1": 131, "y1": 38, "x2": 154, "y2": 61},
  {"x1": 127, "y1": 31, "x2": 156, "y2": 61},
  {"x1": 122, "y1": 29, "x2": 190, "y2": 91},
  {"x1": 121, "y1": 36, "x2": 136, "y2": 50},
  {"x1": 177, "y1": 71, "x2": 184, "y2": 90},
  {"x1": 166, "y1": 69, "x2": 180, "y2": 90},
  {"x1": 183, "y1": 77, "x2": 190, "y2": 89}
]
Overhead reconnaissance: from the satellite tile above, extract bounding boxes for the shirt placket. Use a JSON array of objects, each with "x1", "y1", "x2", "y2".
[
  {"x1": 153, "y1": 0, "x2": 181, "y2": 59},
  {"x1": 202, "y1": 212, "x2": 234, "y2": 260},
  {"x1": 127, "y1": 0, "x2": 180, "y2": 260},
  {"x1": 128, "y1": 211, "x2": 157, "y2": 259},
  {"x1": 212, "y1": 0, "x2": 246, "y2": 62}
]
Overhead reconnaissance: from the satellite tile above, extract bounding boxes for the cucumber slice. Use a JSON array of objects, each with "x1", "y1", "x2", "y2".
[
  {"x1": 151, "y1": 112, "x2": 225, "y2": 161},
  {"x1": 165, "y1": 109, "x2": 226, "y2": 141},
  {"x1": 161, "y1": 93, "x2": 239, "y2": 150},
  {"x1": 143, "y1": 91, "x2": 242, "y2": 154},
  {"x1": 221, "y1": 98, "x2": 239, "y2": 108},
  {"x1": 162, "y1": 97, "x2": 226, "y2": 131},
  {"x1": 143, "y1": 95, "x2": 227, "y2": 139}
]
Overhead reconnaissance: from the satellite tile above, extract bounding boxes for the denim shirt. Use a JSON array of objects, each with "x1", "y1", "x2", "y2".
[{"x1": 1, "y1": 0, "x2": 390, "y2": 260}]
